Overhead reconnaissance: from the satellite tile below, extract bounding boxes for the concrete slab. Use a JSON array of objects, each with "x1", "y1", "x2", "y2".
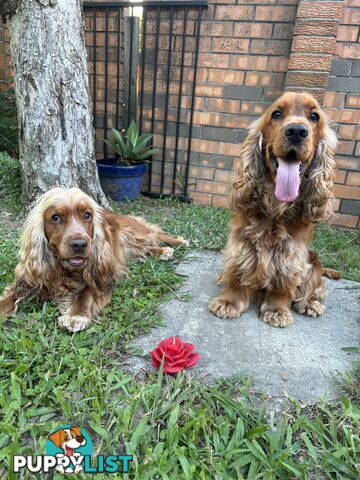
[{"x1": 128, "y1": 251, "x2": 360, "y2": 402}]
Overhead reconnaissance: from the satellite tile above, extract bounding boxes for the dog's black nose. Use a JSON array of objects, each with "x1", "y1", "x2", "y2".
[
  {"x1": 285, "y1": 124, "x2": 309, "y2": 144},
  {"x1": 70, "y1": 239, "x2": 87, "y2": 253},
  {"x1": 76, "y1": 435, "x2": 84, "y2": 443}
]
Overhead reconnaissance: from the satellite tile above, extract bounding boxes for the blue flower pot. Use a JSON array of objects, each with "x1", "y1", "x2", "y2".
[{"x1": 97, "y1": 159, "x2": 148, "y2": 202}]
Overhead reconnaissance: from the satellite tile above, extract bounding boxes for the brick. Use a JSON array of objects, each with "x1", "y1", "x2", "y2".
[
  {"x1": 336, "y1": 43, "x2": 360, "y2": 60},
  {"x1": 255, "y1": 6, "x2": 296, "y2": 21},
  {"x1": 193, "y1": 111, "x2": 222, "y2": 127},
  {"x1": 251, "y1": 39, "x2": 291, "y2": 55},
  {"x1": 335, "y1": 170, "x2": 347, "y2": 184},
  {"x1": 346, "y1": 94, "x2": 360, "y2": 108},
  {"x1": 330, "y1": 58, "x2": 352, "y2": 76},
  {"x1": 297, "y1": 2, "x2": 342, "y2": 19},
  {"x1": 225, "y1": 85, "x2": 263, "y2": 101},
  {"x1": 205, "y1": 98, "x2": 241, "y2": 114},
  {"x1": 198, "y1": 53, "x2": 229, "y2": 69},
  {"x1": 337, "y1": 109, "x2": 360, "y2": 124},
  {"x1": 222, "y1": 114, "x2": 255, "y2": 129},
  {"x1": 347, "y1": 171, "x2": 360, "y2": 186},
  {"x1": 202, "y1": 126, "x2": 238, "y2": 143},
  {"x1": 333, "y1": 197, "x2": 341, "y2": 212},
  {"x1": 263, "y1": 88, "x2": 284, "y2": 102},
  {"x1": 215, "y1": 169, "x2": 235, "y2": 183},
  {"x1": 340, "y1": 199, "x2": 360, "y2": 216},
  {"x1": 189, "y1": 166, "x2": 215, "y2": 181},
  {"x1": 333, "y1": 184, "x2": 360, "y2": 200},
  {"x1": 351, "y1": 61, "x2": 360, "y2": 76},
  {"x1": 327, "y1": 76, "x2": 360, "y2": 94},
  {"x1": 292, "y1": 36, "x2": 336, "y2": 54},
  {"x1": 196, "y1": 180, "x2": 229, "y2": 195},
  {"x1": 233, "y1": 22, "x2": 272, "y2": 39},
  {"x1": 212, "y1": 195, "x2": 229, "y2": 207},
  {"x1": 335, "y1": 155, "x2": 360, "y2": 170},
  {"x1": 194, "y1": 84, "x2": 224, "y2": 98},
  {"x1": 286, "y1": 72, "x2": 329, "y2": 89},
  {"x1": 212, "y1": 37, "x2": 249, "y2": 54},
  {"x1": 191, "y1": 192, "x2": 212, "y2": 206},
  {"x1": 218, "y1": 142, "x2": 244, "y2": 157},
  {"x1": 289, "y1": 54, "x2": 332, "y2": 72},
  {"x1": 241, "y1": 101, "x2": 270, "y2": 115},
  {"x1": 197, "y1": 154, "x2": 234, "y2": 170},
  {"x1": 208, "y1": 69, "x2": 245, "y2": 85},
  {"x1": 201, "y1": 21, "x2": 234, "y2": 37},
  {"x1": 331, "y1": 213, "x2": 358, "y2": 228},
  {"x1": 295, "y1": 19, "x2": 338, "y2": 37},
  {"x1": 273, "y1": 23, "x2": 294, "y2": 39},
  {"x1": 215, "y1": 5, "x2": 255, "y2": 21},
  {"x1": 191, "y1": 139, "x2": 218, "y2": 154},
  {"x1": 267, "y1": 57, "x2": 289, "y2": 72},
  {"x1": 337, "y1": 141, "x2": 356, "y2": 155},
  {"x1": 338, "y1": 125, "x2": 360, "y2": 141},
  {"x1": 356, "y1": 142, "x2": 360, "y2": 157},
  {"x1": 337, "y1": 25, "x2": 359, "y2": 42},
  {"x1": 230, "y1": 55, "x2": 267, "y2": 71},
  {"x1": 340, "y1": 7, "x2": 360, "y2": 25},
  {"x1": 245, "y1": 72, "x2": 284, "y2": 88}
]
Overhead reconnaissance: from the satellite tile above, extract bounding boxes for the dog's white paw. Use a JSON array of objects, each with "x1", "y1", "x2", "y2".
[
  {"x1": 178, "y1": 237, "x2": 190, "y2": 247},
  {"x1": 58, "y1": 314, "x2": 91, "y2": 332},
  {"x1": 159, "y1": 247, "x2": 174, "y2": 261}
]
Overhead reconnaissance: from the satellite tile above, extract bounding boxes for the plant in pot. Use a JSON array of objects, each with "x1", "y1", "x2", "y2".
[{"x1": 97, "y1": 121, "x2": 157, "y2": 201}]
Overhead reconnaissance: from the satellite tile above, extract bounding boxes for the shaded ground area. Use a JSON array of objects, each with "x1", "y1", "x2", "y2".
[{"x1": 129, "y1": 251, "x2": 360, "y2": 402}]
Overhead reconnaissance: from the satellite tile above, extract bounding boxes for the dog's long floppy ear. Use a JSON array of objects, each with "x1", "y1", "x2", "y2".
[
  {"x1": 70, "y1": 426, "x2": 82, "y2": 437},
  {"x1": 229, "y1": 118, "x2": 265, "y2": 212},
  {"x1": 83, "y1": 210, "x2": 117, "y2": 291},
  {"x1": 301, "y1": 119, "x2": 338, "y2": 223},
  {"x1": 48, "y1": 429, "x2": 64, "y2": 447},
  {"x1": 14, "y1": 192, "x2": 61, "y2": 289}
]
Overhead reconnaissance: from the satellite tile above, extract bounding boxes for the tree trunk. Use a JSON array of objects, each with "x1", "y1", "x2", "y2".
[{"x1": 5, "y1": 0, "x2": 109, "y2": 207}]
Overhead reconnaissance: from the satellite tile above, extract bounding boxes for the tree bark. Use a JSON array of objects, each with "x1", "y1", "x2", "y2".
[{"x1": 6, "y1": 0, "x2": 109, "y2": 207}]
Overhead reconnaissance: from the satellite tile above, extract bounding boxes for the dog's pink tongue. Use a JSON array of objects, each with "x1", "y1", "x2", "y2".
[{"x1": 275, "y1": 158, "x2": 301, "y2": 203}]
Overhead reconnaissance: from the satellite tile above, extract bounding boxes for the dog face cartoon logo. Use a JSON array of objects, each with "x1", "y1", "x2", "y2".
[
  {"x1": 46, "y1": 425, "x2": 93, "y2": 474},
  {"x1": 49, "y1": 426, "x2": 86, "y2": 456}
]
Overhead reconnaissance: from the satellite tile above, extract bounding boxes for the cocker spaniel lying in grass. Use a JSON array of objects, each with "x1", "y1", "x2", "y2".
[
  {"x1": 0, "y1": 187, "x2": 187, "y2": 332},
  {"x1": 209, "y1": 92, "x2": 340, "y2": 328}
]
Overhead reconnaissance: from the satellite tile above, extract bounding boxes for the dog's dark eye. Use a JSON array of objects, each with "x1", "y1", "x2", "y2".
[
  {"x1": 310, "y1": 112, "x2": 319, "y2": 122},
  {"x1": 84, "y1": 212, "x2": 92, "y2": 221},
  {"x1": 52, "y1": 214, "x2": 62, "y2": 224},
  {"x1": 271, "y1": 110, "x2": 282, "y2": 120}
]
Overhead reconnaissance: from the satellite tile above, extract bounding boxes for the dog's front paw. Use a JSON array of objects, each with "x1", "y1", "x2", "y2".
[
  {"x1": 178, "y1": 237, "x2": 190, "y2": 247},
  {"x1": 261, "y1": 310, "x2": 294, "y2": 328},
  {"x1": 159, "y1": 247, "x2": 174, "y2": 261},
  {"x1": 58, "y1": 314, "x2": 91, "y2": 332},
  {"x1": 294, "y1": 299, "x2": 325, "y2": 317},
  {"x1": 209, "y1": 298, "x2": 241, "y2": 319}
]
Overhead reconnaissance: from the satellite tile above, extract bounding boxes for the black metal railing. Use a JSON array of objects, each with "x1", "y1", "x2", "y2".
[{"x1": 83, "y1": 1, "x2": 207, "y2": 200}]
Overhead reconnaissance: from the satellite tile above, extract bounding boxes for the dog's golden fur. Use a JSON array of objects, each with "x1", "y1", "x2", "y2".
[
  {"x1": 209, "y1": 92, "x2": 340, "y2": 328},
  {"x1": 0, "y1": 187, "x2": 187, "y2": 332}
]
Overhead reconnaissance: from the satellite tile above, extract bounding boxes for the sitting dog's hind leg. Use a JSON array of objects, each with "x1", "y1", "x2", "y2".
[{"x1": 293, "y1": 252, "x2": 326, "y2": 318}]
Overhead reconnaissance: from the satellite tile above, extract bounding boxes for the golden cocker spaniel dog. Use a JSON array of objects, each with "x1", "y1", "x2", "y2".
[
  {"x1": 0, "y1": 187, "x2": 187, "y2": 332},
  {"x1": 209, "y1": 92, "x2": 340, "y2": 328}
]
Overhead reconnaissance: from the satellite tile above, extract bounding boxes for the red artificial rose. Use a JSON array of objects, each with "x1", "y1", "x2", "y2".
[{"x1": 150, "y1": 336, "x2": 200, "y2": 374}]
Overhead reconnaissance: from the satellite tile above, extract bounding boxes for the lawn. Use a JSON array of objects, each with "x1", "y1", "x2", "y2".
[{"x1": 0, "y1": 157, "x2": 359, "y2": 479}]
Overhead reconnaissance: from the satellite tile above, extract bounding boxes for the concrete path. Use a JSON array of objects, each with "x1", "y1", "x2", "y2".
[{"x1": 128, "y1": 251, "x2": 360, "y2": 402}]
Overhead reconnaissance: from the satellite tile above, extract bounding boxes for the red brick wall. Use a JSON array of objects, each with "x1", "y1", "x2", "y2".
[
  {"x1": 323, "y1": 0, "x2": 360, "y2": 229},
  {"x1": 0, "y1": 19, "x2": 11, "y2": 89},
  {"x1": 0, "y1": 0, "x2": 359, "y2": 229},
  {"x1": 187, "y1": 0, "x2": 299, "y2": 207}
]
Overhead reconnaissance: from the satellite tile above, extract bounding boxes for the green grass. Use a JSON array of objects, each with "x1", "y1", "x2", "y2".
[{"x1": 0, "y1": 182, "x2": 359, "y2": 477}]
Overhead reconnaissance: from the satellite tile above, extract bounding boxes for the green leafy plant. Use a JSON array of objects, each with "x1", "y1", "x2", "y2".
[{"x1": 105, "y1": 120, "x2": 158, "y2": 166}]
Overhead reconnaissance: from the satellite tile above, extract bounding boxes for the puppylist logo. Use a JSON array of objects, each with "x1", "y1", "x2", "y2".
[{"x1": 13, "y1": 424, "x2": 133, "y2": 475}]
